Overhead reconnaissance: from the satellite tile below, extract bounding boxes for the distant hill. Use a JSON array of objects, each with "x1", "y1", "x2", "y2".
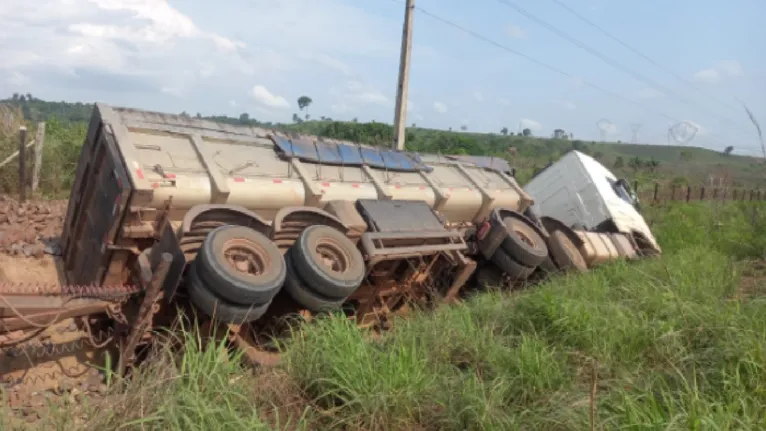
[{"x1": 2, "y1": 95, "x2": 763, "y2": 188}]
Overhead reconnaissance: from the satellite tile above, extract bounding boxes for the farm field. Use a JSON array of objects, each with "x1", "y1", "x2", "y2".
[{"x1": 3, "y1": 201, "x2": 765, "y2": 430}]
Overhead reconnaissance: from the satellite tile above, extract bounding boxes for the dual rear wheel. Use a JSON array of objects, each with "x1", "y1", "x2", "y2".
[
  {"x1": 489, "y1": 216, "x2": 588, "y2": 282},
  {"x1": 187, "y1": 224, "x2": 365, "y2": 323}
]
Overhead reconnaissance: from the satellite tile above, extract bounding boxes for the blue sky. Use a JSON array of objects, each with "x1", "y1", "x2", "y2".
[{"x1": 1, "y1": 0, "x2": 764, "y2": 154}]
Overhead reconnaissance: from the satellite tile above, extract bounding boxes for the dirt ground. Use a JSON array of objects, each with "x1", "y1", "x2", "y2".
[{"x1": 0, "y1": 196, "x2": 67, "y2": 284}]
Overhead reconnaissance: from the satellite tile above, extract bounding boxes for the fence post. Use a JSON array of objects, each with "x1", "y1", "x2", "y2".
[
  {"x1": 685, "y1": 185, "x2": 691, "y2": 202},
  {"x1": 733, "y1": 189, "x2": 738, "y2": 201},
  {"x1": 653, "y1": 183, "x2": 659, "y2": 203},
  {"x1": 671, "y1": 185, "x2": 677, "y2": 201},
  {"x1": 31, "y1": 122, "x2": 45, "y2": 193},
  {"x1": 700, "y1": 186, "x2": 705, "y2": 200},
  {"x1": 18, "y1": 126, "x2": 27, "y2": 203},
  {"x1": 713, "y1": 188, "x2": 718, "y2": 200}
]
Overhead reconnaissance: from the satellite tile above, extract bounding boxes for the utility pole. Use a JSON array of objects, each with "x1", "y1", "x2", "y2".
[{"x1": 393, "y1": 0, "x2": 415, "y2": 151}]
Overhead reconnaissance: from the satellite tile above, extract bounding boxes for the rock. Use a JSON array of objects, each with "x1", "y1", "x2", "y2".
[{"x1": 22, "y1": 243, "x2": 45, "y2": 258}]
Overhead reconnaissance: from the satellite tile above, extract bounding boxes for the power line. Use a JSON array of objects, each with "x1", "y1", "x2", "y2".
[
  {"x1": 407, "y1": 3, "x2": 734, "y2": 145},
  {"x1": 491, "y1": 0, "x2": 752, "y2": 133},
  {"x1": 547, "y1": 0, "x2": 743, "y2": 116}
]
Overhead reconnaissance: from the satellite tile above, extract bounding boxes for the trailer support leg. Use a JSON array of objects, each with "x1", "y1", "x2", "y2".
[
  {"x1": 117, "y1": 252, "x2": 173, "y2": 377},
  {"x1": 444, "y1": 255, "x2": 477, "y2": 303}
]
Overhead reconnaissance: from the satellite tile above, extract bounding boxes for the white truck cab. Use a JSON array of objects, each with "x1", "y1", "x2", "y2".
[{"x1": 522, "y1": 150, "x2": 661, "y2": 252}]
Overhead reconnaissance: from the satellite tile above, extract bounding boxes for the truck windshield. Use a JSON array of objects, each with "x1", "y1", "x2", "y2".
[{"x1": 608, "y1": 178, "x2": 635, "y2": 205}]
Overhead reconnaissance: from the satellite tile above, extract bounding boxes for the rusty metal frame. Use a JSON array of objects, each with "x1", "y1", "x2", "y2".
[
  {"x1": 360, "y1": 230, "x2": 467, "y2": 266},
  {"x1": 117, "y1": 251, "x2": 173, "y2": 376}
]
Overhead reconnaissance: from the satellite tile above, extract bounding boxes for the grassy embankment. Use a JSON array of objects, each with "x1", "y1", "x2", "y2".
[{"x1": 3, "y1": 201, "x2": 766, "y2": 430}]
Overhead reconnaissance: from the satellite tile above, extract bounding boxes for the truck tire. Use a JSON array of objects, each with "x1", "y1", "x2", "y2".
[
  {"x1": 491, "y1": 248, "x2": 536, "y2": 281},
  {"x1": 187, "y1": 262, "x2": 271, "y2": 324},
  {"x1": 538, "y1": 256, "x2": 559, "y2": 275},
  {"x1": 475, "y1": 265, "x2": 505, "y2": 289},
  {"x1": 284, "y1": 253, "x2": 347, "y2": 312},
  {"x1": 197, "y1": 225, "x2": 286, "y2": 306},
  {"x1": 290, "y1": 225, "x2": 365, "y2": 299},
  {"x1": 500, "y1": 216, "x2": 549, "y2": 267},
  {"x1": 548, "y1": 230, "x2": 588, "y2": 273}
]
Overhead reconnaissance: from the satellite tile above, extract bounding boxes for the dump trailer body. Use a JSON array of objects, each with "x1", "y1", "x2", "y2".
[
  {"x1": 522, "y1": 150, "x2": 660, "y2": 252},
  {"x1": 60, "y1": 104, "x2": 534, "y2": 288}
]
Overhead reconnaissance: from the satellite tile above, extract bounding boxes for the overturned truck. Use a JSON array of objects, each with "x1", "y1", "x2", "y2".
[{"x1": 1, "y1": 104, "x2": 661, "y2": 398}]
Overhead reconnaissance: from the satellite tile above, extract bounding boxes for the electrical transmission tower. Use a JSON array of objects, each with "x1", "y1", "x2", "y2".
[{"x1": 630, "y1": 123, "x2": 642, "y2": 144}]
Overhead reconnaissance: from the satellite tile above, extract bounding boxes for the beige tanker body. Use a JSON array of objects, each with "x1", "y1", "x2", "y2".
[{"x1": 116, "y1": 106, "x2": 531, "y2": 226}]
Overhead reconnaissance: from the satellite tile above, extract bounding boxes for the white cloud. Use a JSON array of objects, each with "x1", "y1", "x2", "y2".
[
  {"x1": 0, "y1": 0, "x2": 258, "y2": 102},
  {"x1": 5, "y1": 71, "x2": 29, "y2": 87},
  {"x1": 692, "y1": 60, "x2": 743, "y2": 83},
  {"x1": 0, "y1": 0, "x2": 403, "y2": 115},
  {"x1": 693, "y1": 68, "x2": 720, "y2": 83},
  {"x1": 161, "y1": 86, "x2": 184, "y2": 97},
  {"x1": 330, "y1": 80, "x2": 389, "y2": 109},
  {"x1": 330, "y1": 103, "x2": 350, "y2": 114},
  {"x1": 553, "y1": 99, "x2": 577, "y2": 110},
  {"x1": 473, "y1": 91, "x2": 484, "y2": 102},
  {"x1": 598, "y1": 122, "x2": 618, "y2": 135},
  {"x1": 433, "y1": 101, "x2": 448, "y2": 113},
  {"x1": 299, "y1": 53, "x2": 353, "y2": 76},
  {"x1": 520, "y1": 118, "x2": 542, "y2": 131},
  {"x1": 505, "y1": 24, "x2": 526, "y2": 39},
  {"x1": 678, "y1": 120, "x2": 707, "y2": 136},
  {"x1": 568, "y1": 76, "x2": 585, "y2": 88},
  {"x1": 637, "y1": 87, "x2": 664, "y2": 99},
  {"x1": 717, "y1": 60, "x2": 743, "y2": 77},
  {"x1": 251, "y1": 85, "x2": 289, "y2": 109},
  {"x1": 497, "y1": 97, "x2": 511, "y2": 107}
]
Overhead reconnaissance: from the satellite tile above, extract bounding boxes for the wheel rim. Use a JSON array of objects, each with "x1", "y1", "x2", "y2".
[
  {"x1": 222, "y1": 238, "x2": 270, "y2": 277},
  {"x1": 515, "y1": 229, "x2": 535, "y2": 248},
  {"x1": 559, "y1": 233, "x2": 586, "y2": 268},
  {"x1": 314, "y1": 238, "x2": 350, "y2": 274}
]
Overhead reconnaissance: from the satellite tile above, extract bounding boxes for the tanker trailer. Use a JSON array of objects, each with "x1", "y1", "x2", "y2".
[
  {"x1": 56, "y1": 103, "x2": 558, "y2": 328},
  {"x1": 2, "y1": 104, "x2": 657, "y2": 389}
]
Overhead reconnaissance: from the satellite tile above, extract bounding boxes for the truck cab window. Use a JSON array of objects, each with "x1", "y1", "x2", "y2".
[{"x1": 608, "y1": 177, "x2": 636, "y2": 205}]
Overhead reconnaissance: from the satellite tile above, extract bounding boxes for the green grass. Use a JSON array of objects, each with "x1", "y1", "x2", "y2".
[{"x1": 3, "y1": 201, "x2": 765, "y2": 430}]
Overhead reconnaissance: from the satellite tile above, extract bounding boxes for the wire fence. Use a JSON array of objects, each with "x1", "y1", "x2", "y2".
[{"x1": 635, "y1": 181, "x2": 766, "y2": 205}]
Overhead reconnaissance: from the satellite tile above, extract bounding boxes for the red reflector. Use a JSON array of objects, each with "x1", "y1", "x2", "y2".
[
  {"x1": 352, "y1": 184, "x2": 359, "y2": 188},
  {"x1": 272, "y1": 179, "x2": 282, "y2": 183},
  {"x1": 234, "y1": 177, "x2": 245, "y2": 183},
  {"x1": 152, "y1": 182, "x2": 159, "y2": 188},
  {"x1": 136, "y1": 169, "x2": 144, "y2": 180},
  {"x1": 164, "y1": 173, "x2": 176, "y2": 179},
  {"x1": 477, "y1": 221, "x2": 491, "y2": 240},
  {"x1": 321, "y1": 182, "x2": 330, "y2": 187}
]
